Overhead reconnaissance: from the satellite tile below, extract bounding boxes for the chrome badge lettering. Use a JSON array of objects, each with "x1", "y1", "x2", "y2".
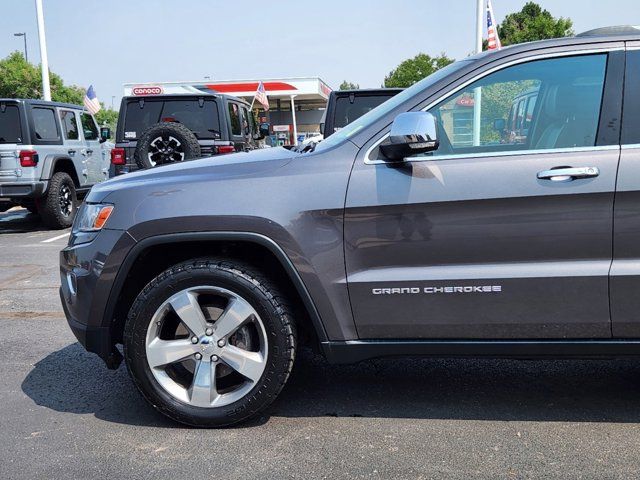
[{"x1": 372, "y1": 285, "x2": 502, "y2": 295}]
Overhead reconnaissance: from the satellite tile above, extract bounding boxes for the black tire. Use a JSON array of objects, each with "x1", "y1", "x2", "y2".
[
  {"x1": 40, "y1": 172, "x2": 77, "y2": 229},
  {"x1": 134, "y1": 122, "x2": 201, "y2": 169},
  {"x1": 123, "y1": 258, "x2": 297, "y2": 427}
]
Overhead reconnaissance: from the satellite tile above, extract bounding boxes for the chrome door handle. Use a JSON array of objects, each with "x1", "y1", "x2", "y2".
[
  {"x1": 537, "y1": 166, "x2": 600, "y2": 182},
  {"x1": 86, "y1": 149, "x2": 93, "y2": 155},
  {"x1": 67, "y1": 149, "x2": 76, "y2": 156}
]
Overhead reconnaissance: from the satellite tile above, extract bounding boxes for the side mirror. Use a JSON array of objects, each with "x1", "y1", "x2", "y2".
[
  {"x1": 493, "y1": 118, "x2": 505, "y2": 132},
  {"x1": 100, "y1": 127, "x2": 111, "y2": 143},
  {"x1": 380, "y1": 112, "x2": 439, "y2": 161},
  {"x1": 258, "y1": 122, "x2": 270, "y2": 139}
]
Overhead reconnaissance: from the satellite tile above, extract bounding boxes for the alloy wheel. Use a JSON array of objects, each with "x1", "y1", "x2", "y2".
[
  {"x1": 148, "y1": 135, "x2": 185, "y2": 166},
  {"x1": 145, "y1": 286, "x2": 268, "y2": 408},
  {"x1": 59, "y1": 183, "x2": 73, "y2": 217}
]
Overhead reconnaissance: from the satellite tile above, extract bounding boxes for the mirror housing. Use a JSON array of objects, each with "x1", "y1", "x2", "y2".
[
  {"x1": 380, "y1": 112, "x2": 439, "y2": 161},
  {"x1": 99, "y1": 127, "x2": 111, "y2": 143},
  {"x1": 493, "y1": 118, "x2": 506, "y2": 132},
  {"x1": 258, "y1": 122, "x2": 270, "y2": 139}
]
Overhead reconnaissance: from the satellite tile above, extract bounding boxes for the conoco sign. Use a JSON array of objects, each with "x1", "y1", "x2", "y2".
[{"x1": 132, "y1": 86, "x2": 163, "y2": 95}]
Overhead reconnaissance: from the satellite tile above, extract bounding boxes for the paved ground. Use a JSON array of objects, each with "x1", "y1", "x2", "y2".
[{"x1": 2, "y1": 208, "x2": 640, "y2": 479}]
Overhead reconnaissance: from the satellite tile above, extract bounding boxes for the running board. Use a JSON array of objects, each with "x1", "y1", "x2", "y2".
[{"x1": 321, "y1": 339, "x2": 640, "y2": 364}]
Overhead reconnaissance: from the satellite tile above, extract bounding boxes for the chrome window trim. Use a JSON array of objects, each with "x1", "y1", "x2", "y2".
[
  {"x1": 621, "y1": 144, "x2": 640, "y2": 150},
  {"x1": 364, "y1": 46, "x2": 623, "y2": 165},
  {"x1": 366, "y1": 145, "x2": 619, "y2": 165}
]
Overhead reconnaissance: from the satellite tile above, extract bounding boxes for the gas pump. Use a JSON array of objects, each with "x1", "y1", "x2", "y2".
[{"x1": 272, "y1": 125, "x2": 292, "y2": 146}]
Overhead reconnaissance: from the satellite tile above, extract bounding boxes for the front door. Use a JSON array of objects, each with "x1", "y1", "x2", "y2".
[
  {"x1": 80, "y1": 112, "x2": 104, "y2": 183},
  {"x1": 345, "y1": 50, "x2": 623, "y2": 339}
]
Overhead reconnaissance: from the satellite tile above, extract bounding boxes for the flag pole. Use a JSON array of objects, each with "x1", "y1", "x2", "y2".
[
  {"x1": 472, "y1": 0, "x2": 484, "y2": 147},
  {"x1": 35, "y1": 0, "x2": 51, "y2": 101}
]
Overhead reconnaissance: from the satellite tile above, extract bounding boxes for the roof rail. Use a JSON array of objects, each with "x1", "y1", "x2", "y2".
[{"x1": 577, "y1": 25, "x2": 640, "y2": 37}]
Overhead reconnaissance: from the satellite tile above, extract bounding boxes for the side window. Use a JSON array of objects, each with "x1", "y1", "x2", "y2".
[
  {"x1": 241, "y1": 106, "x2": 253, "y2": 136},
  {"x1": 228, "y1": 103, "x2": 241, "y2": 136},
  {"x1": 80, "y1": 113, "x2": 99, "y2": 140},
  {"x1": 424, "y1": 54, "x2": 607, "y2": 157},
  {"x1": 59, "y1": 110, "x2": 79, "y2": 140},
  {"x1": 32, "y1": 107, "x2": 59, "y2": 141}
]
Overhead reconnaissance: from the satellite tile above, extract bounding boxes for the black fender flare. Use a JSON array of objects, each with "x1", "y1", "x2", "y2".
[
  {"x1": 40, "y1": 155, "x2": 79, "y2": 183},
  {"x1": 103, "y1": 231, "x2": 329, "y2": 344}
]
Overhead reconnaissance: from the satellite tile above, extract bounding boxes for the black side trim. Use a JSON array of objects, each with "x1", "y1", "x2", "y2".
[
  {"x1": 103, "y1": 231, "x2": 328, "y2": 342},
  {"x1": 322, "y1": 339, "x2": 640, "y2": 364},
  {"x1": 596, "y1": 49, "x2": 625, "y2": 146}
]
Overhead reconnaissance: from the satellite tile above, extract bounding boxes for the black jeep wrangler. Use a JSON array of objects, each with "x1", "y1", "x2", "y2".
[
  {"x1": 110, "y1": 93, "x2": 268, "y2": 176},
  {"x1": 321, "y1": 88, "x2": 403, "y2": 138}
]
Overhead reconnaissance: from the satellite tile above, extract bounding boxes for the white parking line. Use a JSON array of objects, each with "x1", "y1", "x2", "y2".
[{"x1": 41, "y1": 232, "x2": 70, "y2": 243}]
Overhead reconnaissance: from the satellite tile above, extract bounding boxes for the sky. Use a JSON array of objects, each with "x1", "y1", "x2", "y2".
[{"x1": 1, "y1": 0, "x2": 639, "y2": 109}]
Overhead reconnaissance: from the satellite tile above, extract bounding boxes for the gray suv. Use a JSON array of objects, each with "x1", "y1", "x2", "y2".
[
  {"x1": 61, "y1": 26, "x2": 640, "y2": 427},
  {"x1": 0, "y1": 99, "x2": 111, "y2": 228}
]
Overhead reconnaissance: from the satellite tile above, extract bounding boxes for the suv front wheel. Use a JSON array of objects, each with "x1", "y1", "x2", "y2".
[
  {"x1": 40, "y1": 171, "x2": 77, "y2": 229},
  {"x1": 123, "y1": 258, "x2": 297, "y2": 427}
]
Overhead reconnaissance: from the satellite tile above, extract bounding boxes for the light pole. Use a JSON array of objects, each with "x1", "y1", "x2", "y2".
[
  {"x1": 34, "y1": 0, "x2": 51, "y2": 101},
  {"x1": 13, "y1": 32, "x2": 28, "y2": 62},
  {"x1": 111, "y1": 96, "x2": 115, "y2": 109}
]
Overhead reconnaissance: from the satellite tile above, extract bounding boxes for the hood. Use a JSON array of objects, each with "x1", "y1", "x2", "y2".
[{"x1": 87, "y1": 146, "x2": 299, "y2": 203}]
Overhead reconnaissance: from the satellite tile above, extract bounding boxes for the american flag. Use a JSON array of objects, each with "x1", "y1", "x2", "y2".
[
  {"x1": 83, "y1": 85, "x2": 101, "y2": 115},
  {"x1": 254, "y1": 81, "x2": 269, "y2": 111},
  {"x1": 486, "y1": 0, "x2": 502, "y2": 50}
]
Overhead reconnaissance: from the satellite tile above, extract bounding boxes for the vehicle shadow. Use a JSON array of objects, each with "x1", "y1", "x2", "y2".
[
  {"x1": 0, "y1": 207, "x2": 45, "y2": 233},
  {"x1": 21, "y1": 342, "x2": 640, "y2": 427}
]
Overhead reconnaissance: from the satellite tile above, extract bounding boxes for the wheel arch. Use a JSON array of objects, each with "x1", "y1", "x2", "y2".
[
  {"x1": 42, "y1": 155, "x2": 81, "y2": 187},
  {"x1": 105, "y1": 232, "x2": 329, "y2": 351}
]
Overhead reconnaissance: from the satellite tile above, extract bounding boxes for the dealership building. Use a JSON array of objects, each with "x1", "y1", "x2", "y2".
[{"x1": 123, "y1": 77, "x2": 332, "y2": 145}]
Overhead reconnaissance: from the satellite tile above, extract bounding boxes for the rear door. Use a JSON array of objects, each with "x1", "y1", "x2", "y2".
[
  {"x1": 58, "y1": 108, "x2": 88, "y2": 186},
  {"x1": 0, "y1": 102, "x2": 25, "y2": 180},
  {"x1": 345, "y1": 48, "x2": 623, "y2": 339},
  {"x1": 611, "y1": 43, "x2": 640, "y2": 336}
]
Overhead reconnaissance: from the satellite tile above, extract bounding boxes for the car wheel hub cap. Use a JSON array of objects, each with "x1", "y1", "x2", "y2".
[{"x1": 145, "y1": 286, "x2": 268, "y2": 408}]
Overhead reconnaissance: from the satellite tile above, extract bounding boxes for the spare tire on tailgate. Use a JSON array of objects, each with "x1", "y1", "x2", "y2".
[{"x1": 134, "y1": 122, "x2": 201, "y2": 169}]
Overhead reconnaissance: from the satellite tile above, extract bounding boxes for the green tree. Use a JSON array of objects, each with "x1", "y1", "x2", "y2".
[
  {"x1": 495, "y1": 2, "x2": 573, "y2": 47},
  {"x1": 0, "y1": 51, "x2": 88, "y2": 105},
  {"x1": 384, "y1": 53, "x2": 454, "y2": 88},
  {"x1": 0, "y1": 51, "x2": 118, "y2": 138},
  {"x1": 339, "y1": 80, "x2": 360, "y2": 90},
  {"x1": 95, "y1": 107, "x2": 118, "y2": 137}
]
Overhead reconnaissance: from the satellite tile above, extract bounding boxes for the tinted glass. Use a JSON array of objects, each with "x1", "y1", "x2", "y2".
[
  {"x1": 424, "y1": 54, "x2": 607, "y2": 157},
  {"x1": 623, "y1": 50, "x2": 640, "y2": 145},
  {"x1": 124, "y1": 99, "x2": 221, "y2": 140},
  {"x1": 60, "y1": 110, "x2": 79, "y2": 140},
  {"x1": 229, "y1": 103, "x2": 241, "y2": 136},
  {"x1": 316, "y1": 59, "x2": 472, "y2": 151},
  {"x1": 0, "y1": 105, "x2": 22, "y2": 143},
  {"x1": 333, "y1": 94, "x2": 398, "y2": 132},
  {"x1": 81, "y1": 113, "x2": 99, "y2": 140},
  {"x1": 32, "y1": 107, "x2": 59, "y2": 140}
]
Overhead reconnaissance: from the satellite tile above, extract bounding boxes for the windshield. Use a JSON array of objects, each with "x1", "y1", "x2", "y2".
[
  {"x1": 316, "y1": 59, "x2": 473, "y2": 151},
  {"x1": 123, "y1": 98, "x2": 221, "y2": 141},
  {"x1": 0, "y1": 105, "x2": 22, "y2": 144}
]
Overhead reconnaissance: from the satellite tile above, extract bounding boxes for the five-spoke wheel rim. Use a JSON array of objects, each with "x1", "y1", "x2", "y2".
[
  {"x1": 59, "y1": 183, "x2": 73, "y2": 217},
  {"x1": 145, "y1": 286, "x2": 268, "y2": 408},
  {"x1": 148, "y1": 135, "x2": 185, "y2": 166}
]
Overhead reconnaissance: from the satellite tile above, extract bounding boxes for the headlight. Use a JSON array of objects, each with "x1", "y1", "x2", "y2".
[{"x1": 73, "y1": 203, "x2": 114, "y2": 233}]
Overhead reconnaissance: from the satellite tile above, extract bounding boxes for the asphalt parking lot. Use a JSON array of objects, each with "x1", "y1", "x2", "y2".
[{"x1": 2, "y1": 208, "x2": 640, "y2": 479}]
